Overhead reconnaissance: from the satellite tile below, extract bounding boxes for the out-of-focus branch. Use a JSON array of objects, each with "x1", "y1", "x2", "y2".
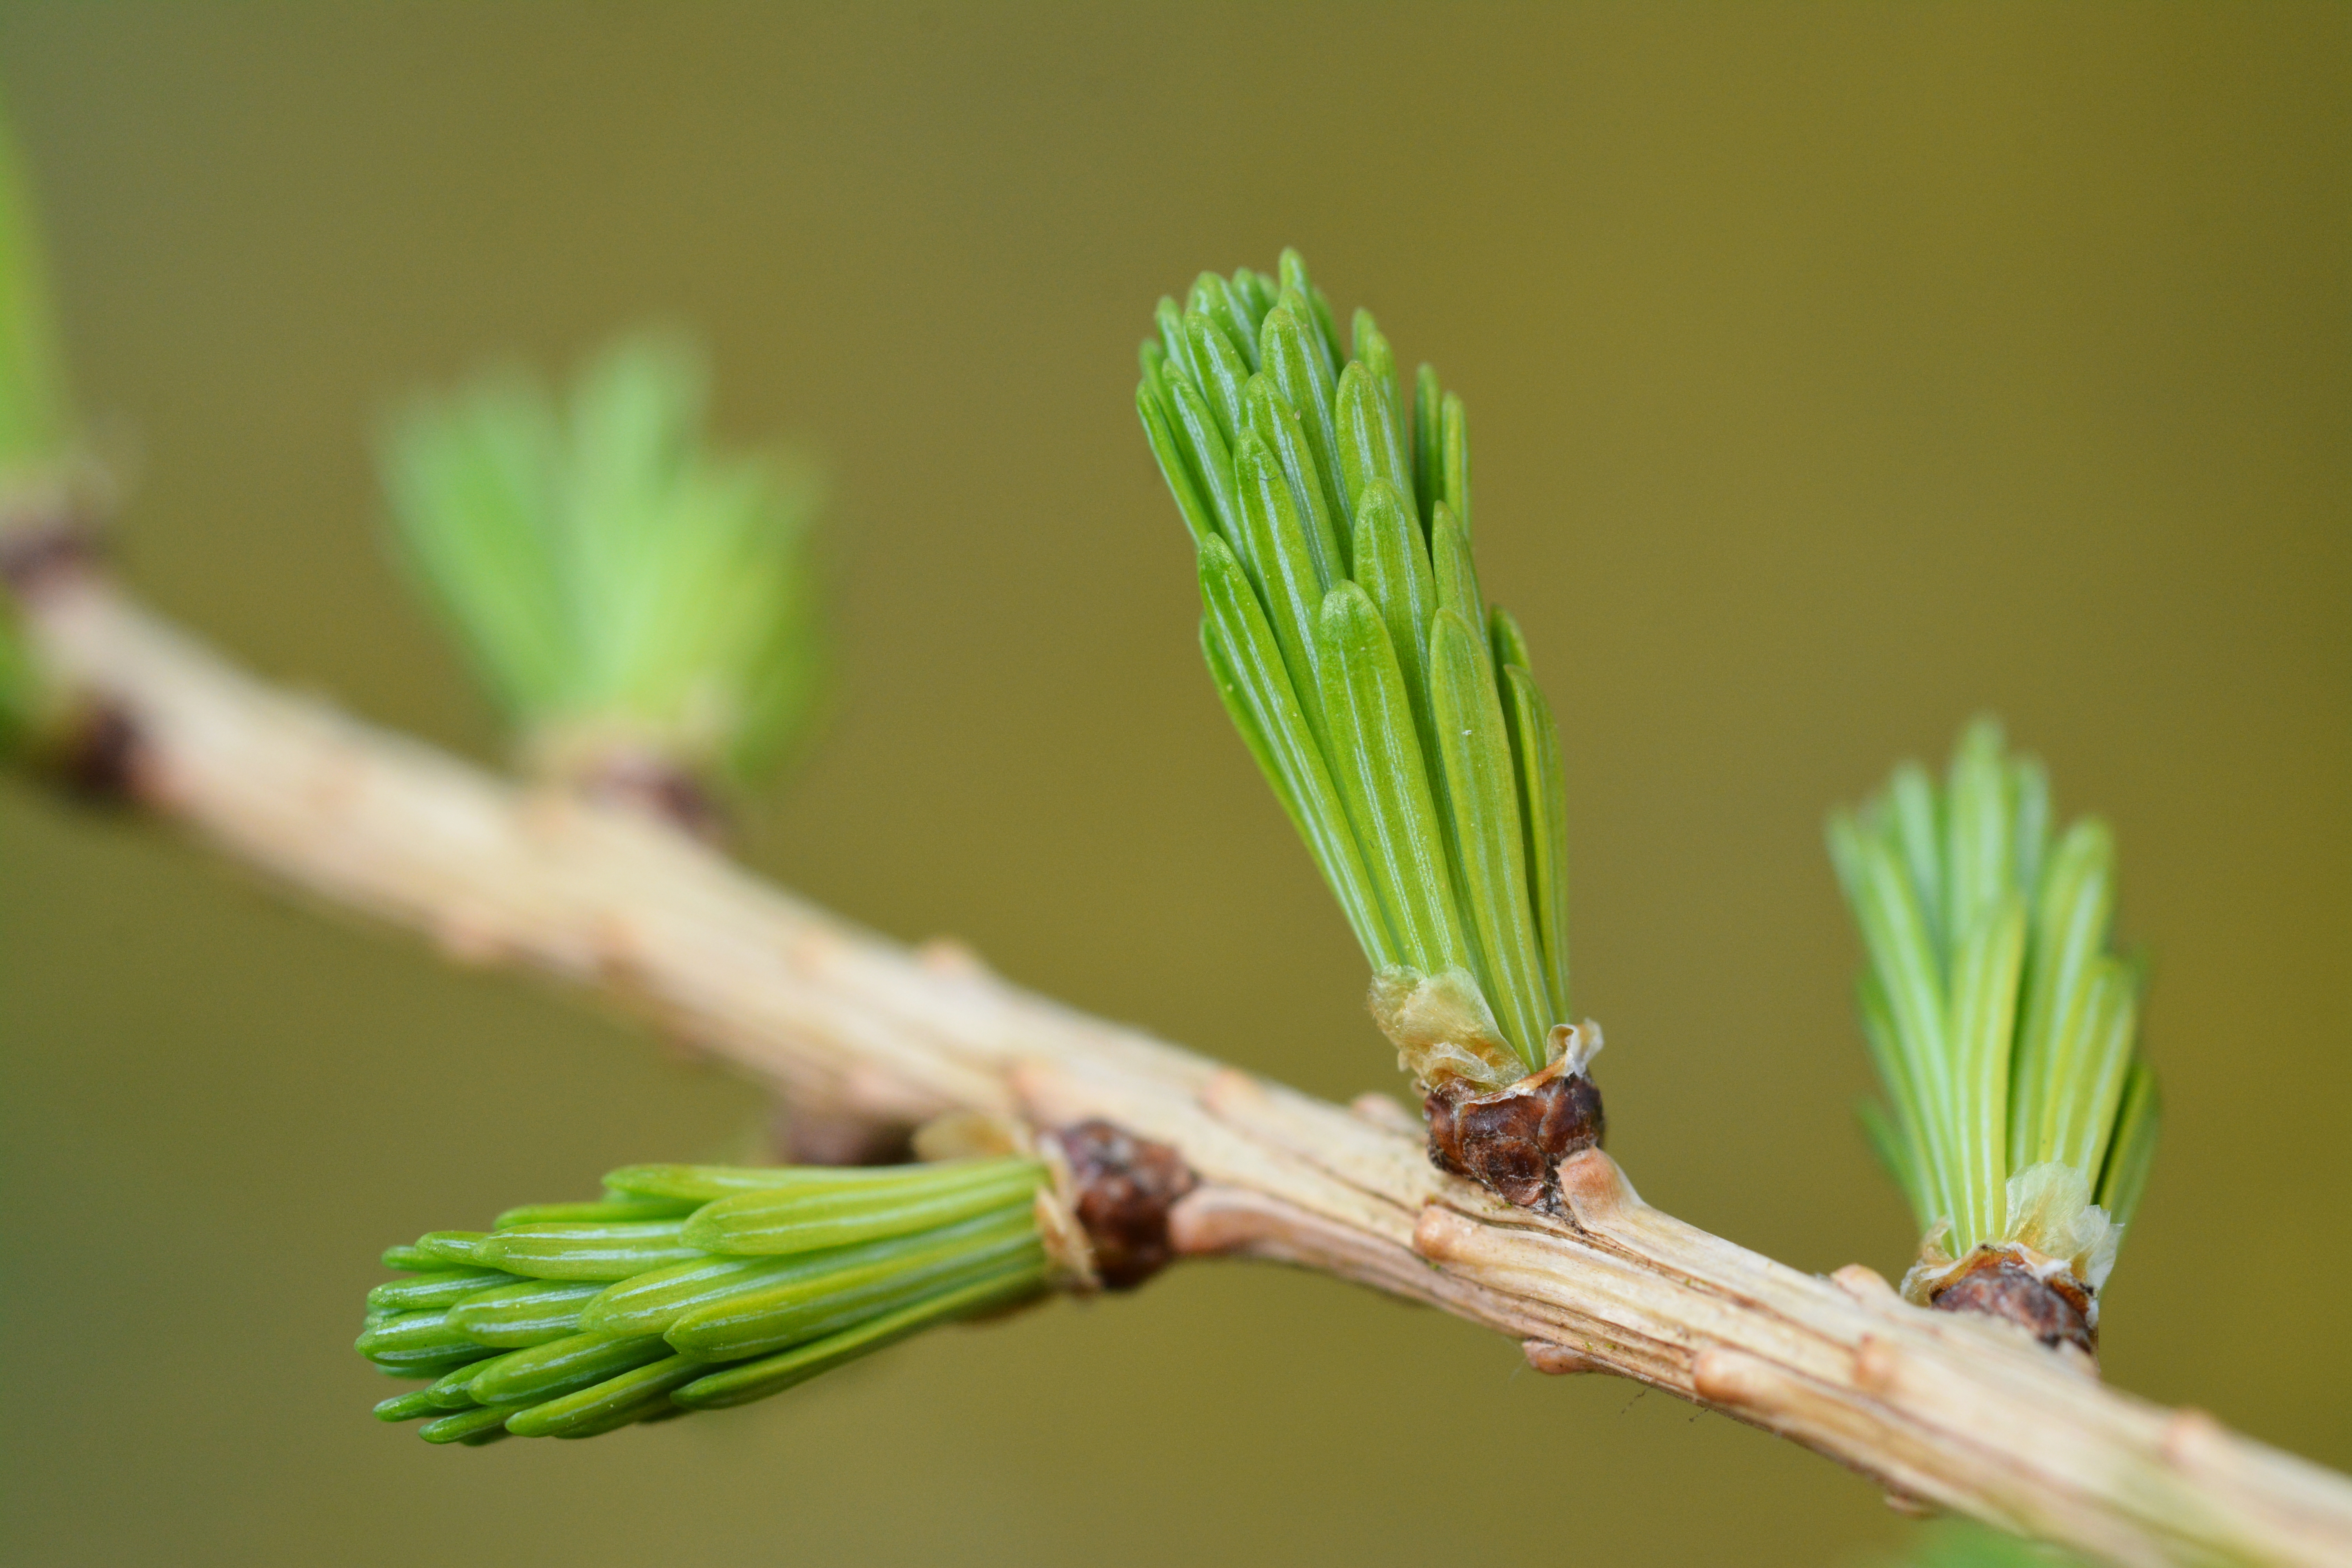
[{"x1": 16, "y1": 566, "x2": 2352, "y2": 1568}]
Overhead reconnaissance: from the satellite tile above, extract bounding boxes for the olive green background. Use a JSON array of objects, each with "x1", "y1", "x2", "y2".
[{"x1": 1, "y1": 6, "x2": 2345, "y2": 1565}]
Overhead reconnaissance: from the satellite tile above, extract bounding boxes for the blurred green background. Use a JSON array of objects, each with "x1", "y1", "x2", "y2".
[{"x1": 1, "y1": 5, "x2": 2345, "y2": 1564}]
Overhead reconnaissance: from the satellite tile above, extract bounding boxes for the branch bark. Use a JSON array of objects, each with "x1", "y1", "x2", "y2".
[{"x1": 19, "y1": 570, "x2": 2352, "y2": 1568}]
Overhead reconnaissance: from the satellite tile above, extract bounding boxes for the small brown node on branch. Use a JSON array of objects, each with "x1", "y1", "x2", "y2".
[
  {"x1": 1200, "y1": 1065, "x2": 1266, "y2": 1115},
  {"x1": 1928, "y1": 1249, "x2": 2096, "y2": 1358},
  {"x1": 1690, "y1": 1345, "x2": 1776, "y2": 1409},
  {"x1": 571, "y1": 748, "x2": 728, "y2": 843},
  {"x1": 1853, "y1": 1335, "x2": 1904, "y2": 1397},
  {"x1": 915, "y1": 936, "x2": 991, "y2": 978},
  {"x1": 1831, "y1": 1263, "x2": 1901, "y2": 1306},
  {"x1": 1423, "y1": 1055, "x2": 1604, "y2": 1212},
  {"x1": 51, "y1": 700, "x2": 146, "y2": 802},
  {"x1": 1411, "y1": 1203, "x2": 1479, "y2": 1265},
  {"x1": 2161, "y1": 1407, "x2": 2227, "y2": 1472},
  {"x1": 1523, "y1": 1339, "x2": 1599, "y2": 1375},
  {"x1": 1553, "y1": 1146, "x2": 1637, "y2": 1225},
  {"x1": 1043, "y1": 1119, "x2": 1198, "y2": 1290}
]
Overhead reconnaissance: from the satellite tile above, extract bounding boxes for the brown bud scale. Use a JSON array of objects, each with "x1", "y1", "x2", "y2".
[
  {"x1": 1044, "y1": 1119, "x2": 1198, "y2": 1290},
  {"x1": 573, "y1": 750, "x2": 728, "y2": 843},
  {"x1": 53, "y1": 701, "x2": 145, "y2": 802},
  {"x1": 1929, "y1": 1249, "x2": 2097, "y2": 1357},
  {"x1": 1423, "y1": 1058, "x2": 1605, "y2": 1212}
]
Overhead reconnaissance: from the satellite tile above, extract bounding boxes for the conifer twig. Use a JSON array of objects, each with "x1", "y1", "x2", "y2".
[
  {"x1": 1831, "y1": 719, "x2": 2160, "y2": 1359},
  {"x1": 381, "y1": 332, "x2": 822, "y2": 837},
  {"x1": 1137, "y1": 252, "x2": 1599, "y2": 1210},
  {"x1": 15, "y1": 563, "x2": 2352, "y2": 1568}
]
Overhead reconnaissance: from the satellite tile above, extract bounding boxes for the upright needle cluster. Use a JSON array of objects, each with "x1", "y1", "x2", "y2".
[
  {"x1": 358, "y1": 1156, "x2": 1049, "y2": 1443},
  {"x1": 0, "y1": 91, "x2": 88, "y2": 756},
  {"x1": 1829, "y1": 719, "x2": 2160, "y2": 1334},
  {"x1": 383, "y1": 335, "x2": 822, "y2": 812},
  {"x1": 0, "y1": 85, "x2": 68, "y2": 506},
  {"x1": 1135, "y1": 251, "x2": 1575, "y2": 1098}
]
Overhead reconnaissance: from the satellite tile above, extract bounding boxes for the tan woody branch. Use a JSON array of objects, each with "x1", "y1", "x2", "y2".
[{"x1": 15, "y1": 561, "x2": 2352, "y2": 1568}]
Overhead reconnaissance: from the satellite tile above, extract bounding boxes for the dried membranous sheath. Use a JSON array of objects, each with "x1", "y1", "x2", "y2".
[
  {"x1": 381, "y1": 336, "x2": 822, "y2": 833},
  {"x1": 1829, "y1": 719, "x2": 2160, "y2": 1354},
  {"x1": 1134, "y1": 251, "x2": 1598, "y2": 1209},
  {"x1": 356, "y1": 1124, "x2": 1195, "y2": 1445}
]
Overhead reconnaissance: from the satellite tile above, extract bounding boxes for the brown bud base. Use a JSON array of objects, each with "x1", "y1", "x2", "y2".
[
  {"x1": 571, "y1": 749, "x2": 728, "y2": 843},
  {"x1": 1044, "y1": 1119, "x2": 1198, "y2": 1290},
  {"x1": 1928, "y1": 1247, "x2": 2097, "y2": 1358},
  {"x1": 1423, "y1": 1056, "x2": 1605, "y2": 1212},
  {"x1": 43, "y1": 700, "x2": 147, "y2": 803}
]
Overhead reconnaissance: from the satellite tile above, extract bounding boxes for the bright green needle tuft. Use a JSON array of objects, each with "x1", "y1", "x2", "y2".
[
  {"x1": 1136, "y1": 252, "x2": 1574, "y2": 1087},
  {"x1": 1829, "y1": 719, "x2": 2159, "y2": 1299},
  {"x1": 383, "y1": 333, "x2": 824, "y2": 798},
  {"x1": 356, "y1": 1155, "x2": 1050, "y2": 1444},
  {"x1": 0, "y1": 92, "x2": 83, "y2": 760},
  {"x1": 0, "y1": 86, "x2": 69, "y2": 493}
]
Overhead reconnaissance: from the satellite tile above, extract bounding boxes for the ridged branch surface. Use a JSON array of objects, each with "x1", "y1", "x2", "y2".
[{"x1": 24, "y1": 573, "x2": 2352, "y2": 1568}]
